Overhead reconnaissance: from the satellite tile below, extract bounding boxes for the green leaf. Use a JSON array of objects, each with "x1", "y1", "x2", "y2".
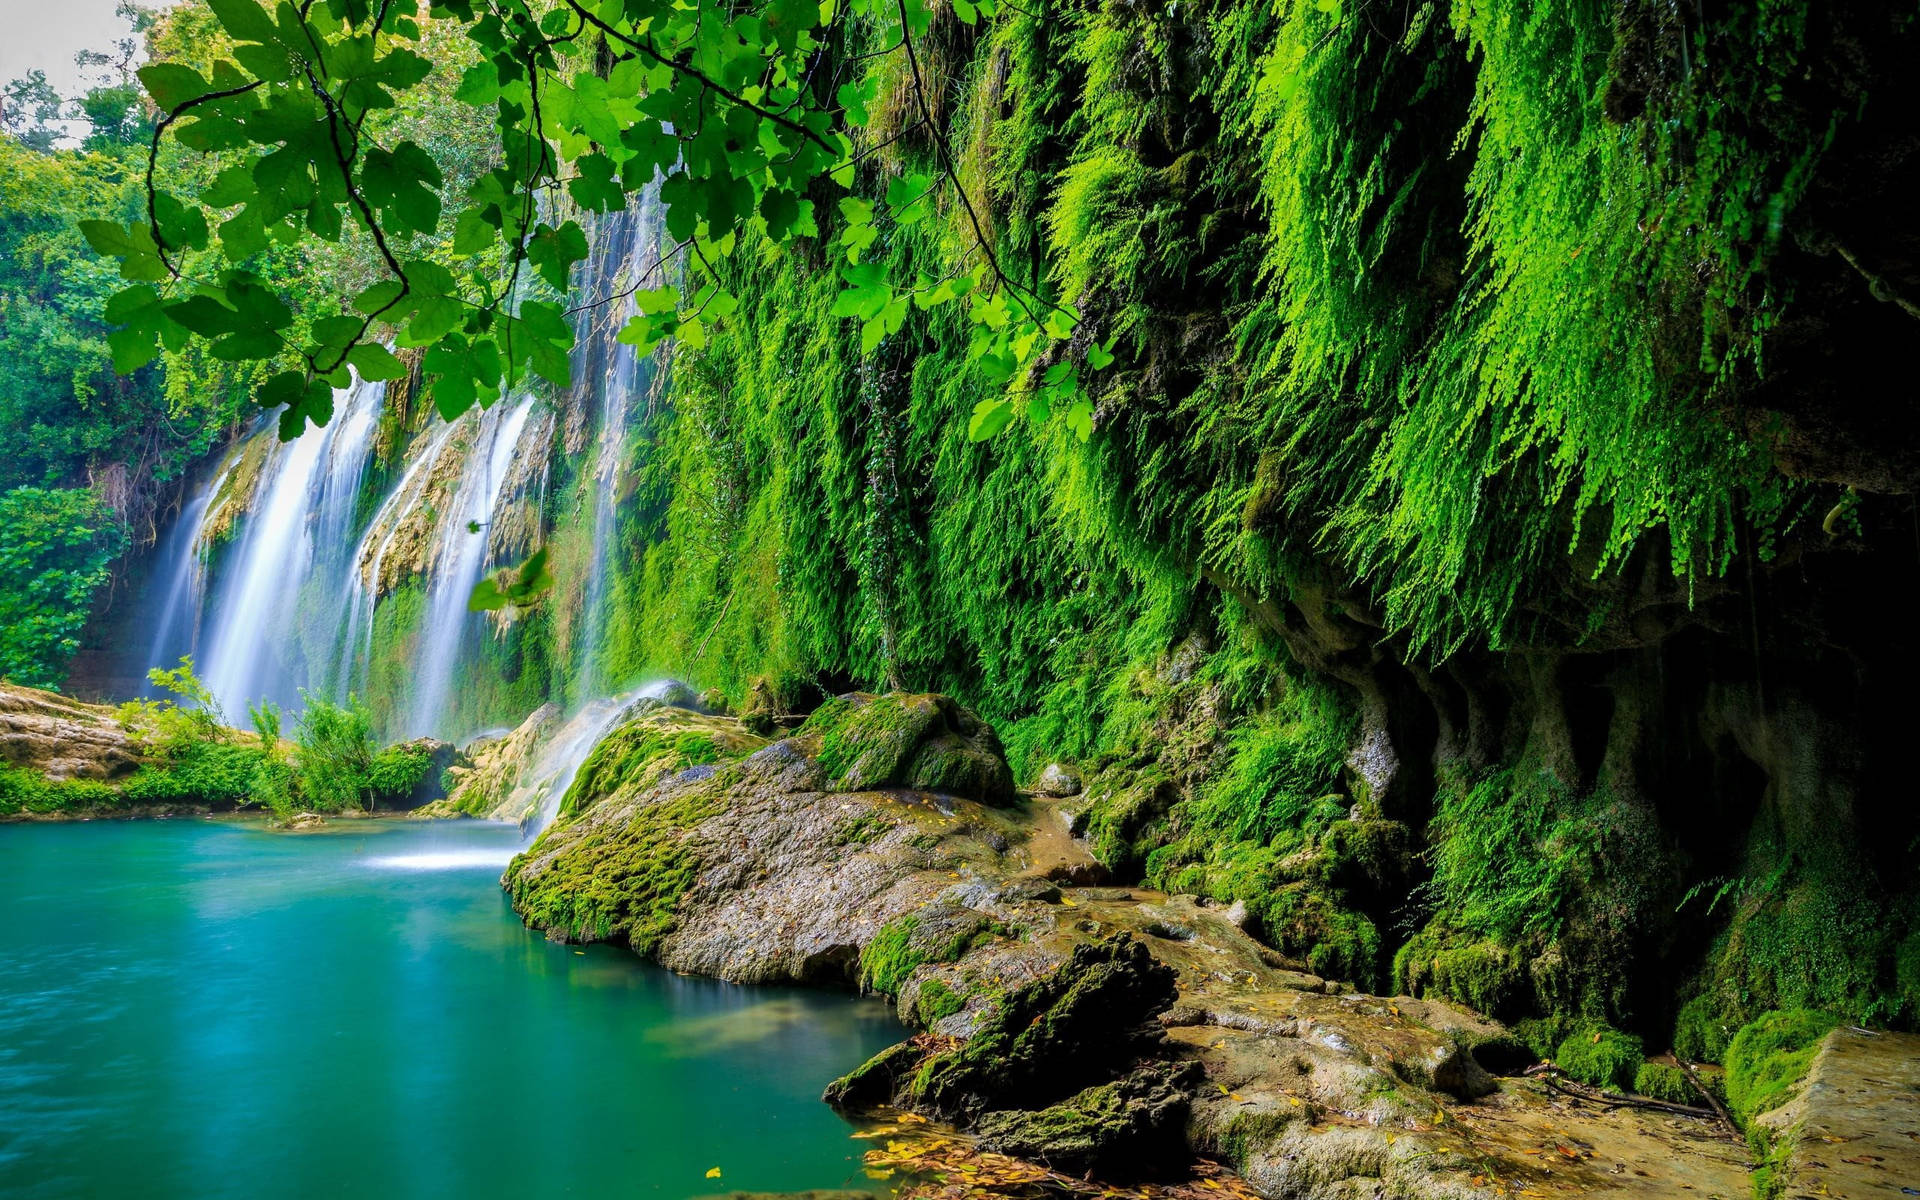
[
  {"x1": 527, "y1": 221, "x2": 590, "y2": 290},
  {"x1": 1064, "y1": 398, "x2": 1094, "y2": 441},
  {"x1": 352, "y1": 279, "x2": 406, "y2": 314},
  {"x1": 137, "y1": 63, "x2": 213, "y2": 112},
  {"x1": 451, "y1": 209, "x2": 497, "y2": 256},
  {"x1": 206, "y1": 0, "x2": 283, "y2": 45},
  {"x1": 108, "y1": 327, "x2": 159, "y2": 374},
  {"x1": 968, "y1": 397, "x2": 1015, "y2": 442},
  {"x1": 346, "y1": 343, "x2": 408, "y2": 381},
  {"x1": 1086, "y1": 339, "x2": 1116, "y2": 370},
  {"x1": 276, "y1": 377, "x2": 335, "y2": 440}
]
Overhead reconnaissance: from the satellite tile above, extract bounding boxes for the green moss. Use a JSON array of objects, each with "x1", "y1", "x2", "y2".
[
  {"x1": 1724, "y1": 1009, "x2": 1840, "y2": 1125},
  {"x1": 503, "y1": 775, "x2": 727, "y2": 952},
  {"x1": 917, "y1": 978, "x2": 967, "y2": 1023},
  {"x1": 1674, "y1": 993, "x2": 1736, "y2": 1065},
  {"x1": 833, "y1": 813, "x2": 895, "y2": 846},
  {"x1": 807, "y1": 693, "x2": 934, "y2": 790},
  {"x1": 558, "y1": 708, "x2": 760, "y2": 819},
  {"x1": 859, "y1": 915, "x2": 924, "y2": 997},
  {"x1": 1553, "y1": 1022, "x2": 1644, "y2": 1091},
  {"x1": 858, "y1": 909, "x2": 997, "y2": 999},
  {"x1": 1633, "y1": 1062, "x2": 1694, "y2": 1105},
  {"x1": 1394, "y1": 929, "x2": 1522, "y2": 1019}
]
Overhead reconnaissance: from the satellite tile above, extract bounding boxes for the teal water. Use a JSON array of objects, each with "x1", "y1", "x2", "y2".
[{"x1": 0, "y1": 819, "x2": 903, "y2": 1199}]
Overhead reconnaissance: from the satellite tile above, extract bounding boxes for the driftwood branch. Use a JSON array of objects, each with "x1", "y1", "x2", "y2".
[{"x1": 1674, "y1": 1055, "x2": 1740, "y2": 1138}]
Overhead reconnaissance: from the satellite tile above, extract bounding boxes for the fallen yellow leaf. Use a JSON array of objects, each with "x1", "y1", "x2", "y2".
[{"x1": 705, "y1": 1167, "x2": 721, "y2": 1179}]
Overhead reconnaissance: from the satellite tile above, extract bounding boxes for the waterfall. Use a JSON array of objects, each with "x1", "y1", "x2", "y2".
[
  {"x1": 189, "y1": 377, "x2": 384, "y2": 719},
  {"x1": 335, "y1": 417, "x2": 461, "y2": 703},
  {"x1": 404, "y1": 396, "x2": 538, "y2": 739},
  {"x1": 140, "y1": 463, "x2": 227, "y2": 692},
  {"x1": 572, "y1": 193, "x2": 667, "y2": 695},
  {"x1": 127, "y1": 196, "x2": 673, "y2": 765}
]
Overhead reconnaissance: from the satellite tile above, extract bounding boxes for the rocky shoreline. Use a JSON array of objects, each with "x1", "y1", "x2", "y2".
[
  {"x1": 11, "y1": 679, "x2": 1911, "y2": 1196},
  {"x1": 495, "y1": 692, "x2": 1833, "y2": 1199}
]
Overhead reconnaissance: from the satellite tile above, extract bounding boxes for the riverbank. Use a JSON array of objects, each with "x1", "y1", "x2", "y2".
[
  {"x1": 0, "y1": 681, "x2": 450, "y2": 822},
  {"x1": 500, "y1": 692, "x2": 1918, "y2": 1198}
]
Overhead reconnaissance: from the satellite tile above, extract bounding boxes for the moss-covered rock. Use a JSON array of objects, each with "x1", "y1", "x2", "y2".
[
  {"x1": 1553, "y1": 1022, "x2": 1644, "y2": 1091},
  {"x1": 1725, "y1": 1008, "x2": 1842, "y2": 1125},
  {"x1": 505, "y1": 769, "x2": 727, "y2": 951},
  {"x1": 1672, "y1": 992, "x2": 1737, "y2": 1065},
  {"x1": 1394, "y1": 929, "x2": 1523, "y2": 1020},
  {"x1": 559, "y1": 705, "x2": 764, "y2": 819},
  {"x1": 829, "y1": 934, "x2": 1181, "y2": 1122},
  {"x1": 857, "y1": 906, "x2": 996, "y2": 998},
  {"x1": 797, "y1": 692, "x2": 1014, "y2": 805},
  {"x1": 973, "y1": 1061, "x2": 1201, "y2": 1180},
  {"x1": 1631, "y1": 1061, "x2": 1694, "y2": 1105}
]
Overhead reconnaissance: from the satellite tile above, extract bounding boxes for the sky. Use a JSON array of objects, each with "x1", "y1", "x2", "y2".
[{"x1": 0, "y1": 0, "x2": 171, "y2": 99}]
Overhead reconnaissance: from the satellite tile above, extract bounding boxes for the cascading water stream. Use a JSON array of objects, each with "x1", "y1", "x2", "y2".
[
  {"x1": 334, "y1": 417, "x2": 462, "y2": 702},
  {"x1": 404, "y1": 396, "x2": 538, "y2": 739},
  {"x1": 191, "y1": 377, "x2": 384, "y2": 718},
  {"x1": 518, "y1": 682, "x2": 687, "y2": 837},
  {"x1": 140, "y1": 463, "x2": 228, "y2": 691},
  {"x1": 572, "y1": 194, "x2": 666, "y2": 696}
]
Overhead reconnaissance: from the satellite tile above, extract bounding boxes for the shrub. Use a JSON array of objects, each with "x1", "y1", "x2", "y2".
[
  {"x1": 0, "y1": 764, "x2": 118, "y2": 815},
  {"x1": 294, "y1": 694, "x2": 375, "y2": 812},
  {"x1": 367, "y1": 743, "x2": 434, "y2": 804}
]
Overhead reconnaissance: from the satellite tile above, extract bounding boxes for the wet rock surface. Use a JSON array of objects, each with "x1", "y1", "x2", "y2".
[
  {"x1": 495, "y1": 691, "x2": 1917, "y2": 1198},
  {"x1": 1757, "y1": 1027, "x2": 1920, "y2": 1200}
]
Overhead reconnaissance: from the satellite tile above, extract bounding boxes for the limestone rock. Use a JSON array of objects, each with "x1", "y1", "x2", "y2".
[
  {"x1": 0, "y1": 684, "x2": 145, "y2": 782},
  {"x1": 1034, "y1": 761, "x2": 1082, "y2": 797}
]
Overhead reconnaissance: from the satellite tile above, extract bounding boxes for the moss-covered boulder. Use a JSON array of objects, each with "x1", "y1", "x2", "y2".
[
  {"x1": 973, "y1": 1061, "x2": 1201, "y2": 1180},
  {"x1": 827, "y1": 934, "x2": 1179, "y2": 1121},
  {"x1": 558, "y1": 706, "x2": 765, "y2": 819},
  {"x1": 797, "y1": 692, "x2": 1014, "y2": 805}
]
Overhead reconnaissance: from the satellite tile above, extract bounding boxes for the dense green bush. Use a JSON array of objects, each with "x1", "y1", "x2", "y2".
[
  {"x1": 294, "y1": 696, "x2": 375, "y2": 812},
  {"x1": 0, "y1": 765, "x2": 119, "y2": 816},
  {"x1": 0, "y1": 488, "x2": 125, "y2": 688}
]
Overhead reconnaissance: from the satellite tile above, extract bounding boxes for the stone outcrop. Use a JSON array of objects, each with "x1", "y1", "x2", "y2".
[
  {"x1": 0, "y1": 684, "x2": 144, "y2": 782},
  {"x1": 498, "y1": 690, "x2": 1787, "y2": 1198},
  {"x1": 1753, "y1": 1027, "x2": 1920, "y2": 1200}
]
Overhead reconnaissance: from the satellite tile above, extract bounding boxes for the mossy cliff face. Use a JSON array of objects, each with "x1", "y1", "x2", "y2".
[{"x1": 459, "y1": 0, "x2": 1920, "y2": 1068}]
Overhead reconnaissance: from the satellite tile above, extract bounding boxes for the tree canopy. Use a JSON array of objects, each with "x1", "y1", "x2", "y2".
[{"x1": 81, "y1": 0, "x2": 1107, "y2": 447}]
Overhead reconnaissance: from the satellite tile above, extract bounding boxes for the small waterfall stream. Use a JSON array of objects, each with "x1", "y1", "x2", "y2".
[
  {"x1": 140, "y1": 463, "x2": 226, "y2": 691},
  {"x1": 572, "y1": 194, "x2": 667, "y2": 695},
  {"x1": 405, "y1": 396, "x2": 538, "y2": 738}
]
